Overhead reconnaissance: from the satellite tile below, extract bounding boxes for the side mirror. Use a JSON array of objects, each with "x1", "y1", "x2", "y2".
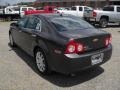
[{"x1": 10, "y1": 22, "x2": 19, "y2": 27}]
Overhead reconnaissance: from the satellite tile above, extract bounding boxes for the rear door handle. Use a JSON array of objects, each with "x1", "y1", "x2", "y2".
[{"x1": 31, "y1": 34, "x2": 36, "y2": 37}]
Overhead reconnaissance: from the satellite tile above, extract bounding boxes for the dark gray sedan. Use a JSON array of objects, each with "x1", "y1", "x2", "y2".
[{"x1": 9, "y1": 14, "x2": 112, "y2": 75}]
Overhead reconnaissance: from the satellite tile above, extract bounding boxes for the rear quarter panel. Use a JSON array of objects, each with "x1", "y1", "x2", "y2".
[{"x1": 95, "y1": 10, "x2": 117, "y2": 22}]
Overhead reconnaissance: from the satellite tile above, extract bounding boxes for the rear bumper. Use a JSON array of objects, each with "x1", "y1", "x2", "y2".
[
  {"x1": 50, "y1": 45, "x2": 112, "y2": 74},
  {"x1": 84, "y1": 17, "x2": 97, "y2": 22}
]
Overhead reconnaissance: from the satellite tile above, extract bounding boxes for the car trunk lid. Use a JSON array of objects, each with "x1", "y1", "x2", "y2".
[{"x1": 59, "y1": 28, "x2": 110, "y2": 53}]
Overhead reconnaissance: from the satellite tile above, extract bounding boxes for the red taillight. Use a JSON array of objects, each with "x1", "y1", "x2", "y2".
[
  {"x1": 105, "y1": 35, "x2": 112, "y2": 46},
  {"x1": 93, "y1": 11, "x2": 97, "y2": 17},
  {"x1": 65, "y1": 40, "x2": 84, "y2": 54}
]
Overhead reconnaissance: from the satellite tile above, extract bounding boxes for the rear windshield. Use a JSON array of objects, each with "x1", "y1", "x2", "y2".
[{"x1": 50, "y1": 16, "x2": 94, "y2": 32}]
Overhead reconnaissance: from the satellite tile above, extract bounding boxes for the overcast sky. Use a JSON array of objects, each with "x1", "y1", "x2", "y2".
[{"x1": 0, "y1": 0, "x2": 35, "y2": 5}]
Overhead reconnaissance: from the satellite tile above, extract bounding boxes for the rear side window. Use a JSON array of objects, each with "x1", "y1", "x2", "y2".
[
  {"x1": 71, "y1": 7, "x2": 76, "y2": 11},
  {"x1": 117, "y1": 7, "x2": 120, "y2": 12},
  {"x1": 34, "y1": 18, "x2": 42, "y2": 31},
  {"x1": 103, "y1": 6, "x2": 114, "y2": 11},
  {"x1": 26, "y1": 17, "x2": 35, "y2": 29},
  {"x1": 25, "y1": 16, "x2": 42, "y2": 31},
  {"x1": 79, "y1": 7, "x2": 82, "y2": 11},
  {"x1": 17, "y1": 17, "x2": 28, "y2": 28}
]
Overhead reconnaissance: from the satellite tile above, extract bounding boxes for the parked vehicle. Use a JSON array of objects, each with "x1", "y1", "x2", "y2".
[
  {"x1": 84, "y1": 5, "x2": 120, "y2": 28},
  {"x1": 25, "y1": 6, "x2": 56, "y2": 15},
  {"x1": 0, "y1": 6, "x2": 35, "y2": 21},
  {"x1": 55, "y1": 7, "x2": 70, "y2": 10},
  {"x1": 57, "y1": 6, "x2": 93, "y2": 18},
  {"x1": 9, "y1": 14, "x2": 112, "y2": 75}
]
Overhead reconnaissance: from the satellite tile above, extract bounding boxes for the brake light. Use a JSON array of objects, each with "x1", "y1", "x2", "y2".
[
  {"x1": 93, "y1": 11, "x2": 97, "y2": 17},
  {"x1": 105, "y1": 35, "x2": 112, "y2": 46},
  {"x1": 65, "y1": 40, "x2": 84, "y2": 54}
]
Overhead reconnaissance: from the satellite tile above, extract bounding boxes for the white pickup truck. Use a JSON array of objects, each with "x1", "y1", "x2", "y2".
[
  {"x1": 84, "y1": 5, "x2": 120, "y2": 28},
  {"x1": 0, "y1": 6, "x2": 35, "y2": 21},
  {"x1": 57, "y1": 6, "x2": 93, "y2": 18}
]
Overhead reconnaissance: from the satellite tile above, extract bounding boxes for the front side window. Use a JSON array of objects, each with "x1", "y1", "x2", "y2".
[
  {"x1": 25, "y1": 16, "x2": 42, "y2": 31},
  {"x1": 17, "y1": 17, "x2": 28, "y2": 28},
  {"x1": 50, "y1": 16, "x2": 94, "y2": 32}
]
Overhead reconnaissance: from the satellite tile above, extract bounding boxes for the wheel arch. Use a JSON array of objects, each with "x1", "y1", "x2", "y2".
[
  {"x1": 32, "y1": 41, "x2": 49, "y2": 58},
  {"x1": 100, "y1": 15, "x2": 109, "y2": 21}
]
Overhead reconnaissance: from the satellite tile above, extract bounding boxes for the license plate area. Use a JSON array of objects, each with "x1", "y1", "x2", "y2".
[{"x1": 91, "y1": 53, "x2": 104, "y2": 65}]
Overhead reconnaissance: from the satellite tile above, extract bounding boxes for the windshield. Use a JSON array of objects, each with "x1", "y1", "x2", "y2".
[{"x1": 50, "y1": 16, "x2": 94, "y2": 32}]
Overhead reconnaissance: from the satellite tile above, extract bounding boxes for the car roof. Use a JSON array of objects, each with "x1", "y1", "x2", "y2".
[
  {"x1": 34, "y1": 13, "x2": 79, "y2": 19},
  {"x1": 26, "y1": 13, "x2": 82, "y2": 21}
]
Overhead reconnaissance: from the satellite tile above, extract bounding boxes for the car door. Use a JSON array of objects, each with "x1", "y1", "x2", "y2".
[
  {"x1": 69, "y1": 6, "x2": 78, "y2": 16},
  {"x1": 12, "y1": 16, "x2": 28, "y2": 47},
  {"x1": 77, "y1": 6, "x2": 83, "y2": 17},
  {"x1": 18, "y1": 16, "x2": 42, "y2": 55}
]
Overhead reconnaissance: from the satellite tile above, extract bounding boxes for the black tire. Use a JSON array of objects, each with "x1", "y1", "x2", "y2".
[
  {"x1": 9, "y1": 33, "x2": 15, "y2": 47},
  {"x1": 99, "y1": 18, "x2": 108, "y2": 28},
  {"x1": 35, "y1": 48, "x2": 51, "y2": 75}
]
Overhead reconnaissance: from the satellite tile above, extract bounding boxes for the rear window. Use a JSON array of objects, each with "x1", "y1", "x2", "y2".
[
  {"x1": 103, "y1": 6, "x2": 114, "y2": 11},
  {"x1": 117, "y1": 7, "x2": 120, "y2": 12},
  {"x1": 50, "y1": 16, "x2": 94, "y2": 32}
]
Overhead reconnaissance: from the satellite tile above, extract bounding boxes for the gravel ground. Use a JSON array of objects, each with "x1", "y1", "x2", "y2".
[{"x1": 0, "y1": 22, "x2": 120, "y2": 90}]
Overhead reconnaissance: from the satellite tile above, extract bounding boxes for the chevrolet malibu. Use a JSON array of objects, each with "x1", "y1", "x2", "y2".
[{"x1": 9, "y1": 14, "x2": 112, "y2": 75}]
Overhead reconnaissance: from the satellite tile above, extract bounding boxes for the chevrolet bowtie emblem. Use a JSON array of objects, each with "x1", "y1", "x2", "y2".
[{"x1": 93, "y1": 38, "x2": 99, "y2": 42}]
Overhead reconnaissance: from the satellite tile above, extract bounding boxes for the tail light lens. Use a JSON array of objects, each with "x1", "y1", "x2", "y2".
[
  {"x1": 93, "y1": 11, "x2": 97, "y2": 17},
  {"x1": 105, "y1": 35, "x2": 112, "y2": 47},
  {"x1": 65, "y1": 40, "x2": 84, "y2": 54}
]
